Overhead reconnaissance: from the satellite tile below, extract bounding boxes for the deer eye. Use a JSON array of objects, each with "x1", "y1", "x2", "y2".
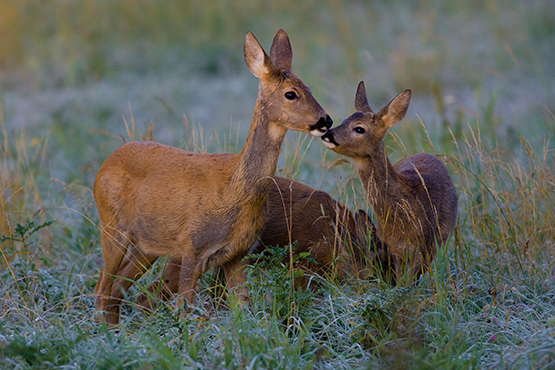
[
  {"x1": 284, "y1": 91, "x2": 297, "y2": 100},
  {"x1": 354, "y1": 127, "x2": 365, "y2": 134}
]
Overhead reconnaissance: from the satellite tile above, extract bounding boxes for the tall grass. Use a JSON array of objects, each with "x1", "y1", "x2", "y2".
[
  {"x1": 0, "y1": 103, "x2": 50, "y2": 252},
  {"x1": 1, "y1": 106, "x2": 554, "y2": 368}
]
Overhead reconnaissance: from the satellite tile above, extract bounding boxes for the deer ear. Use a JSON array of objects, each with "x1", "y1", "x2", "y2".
[
  {"x1": 270, "y1": 29, "x2": 292, "y2": 70},
  {"x1": 354, "y1": 81, "x2": 373, "y2": 113},
  {"x1": 244, "y1": 31, "x2": 277, "y2": 78},
  {"x1": 377, "y1": 89, "x2": 411, "y2": 128}
]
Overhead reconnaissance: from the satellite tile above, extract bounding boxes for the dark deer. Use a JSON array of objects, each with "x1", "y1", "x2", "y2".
[{"x1": 322, "y1": 82, "x2": 458, "y2": 283}]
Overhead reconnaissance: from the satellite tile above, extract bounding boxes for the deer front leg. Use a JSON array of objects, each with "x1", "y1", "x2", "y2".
[
  {"x1": 391, "y1": 249, "x2": 422, "y2": 286},
  {"x1": 222, "y1": 256, "x2": 248, "y2": 305},
  {"x1": 139, "y1": 258, "x2": 229, "y2": 310}
]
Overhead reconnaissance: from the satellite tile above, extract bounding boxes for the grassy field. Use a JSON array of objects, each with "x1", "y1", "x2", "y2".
[{"x1": 1, "y1": 0, "x2": 554, "y2": 368}]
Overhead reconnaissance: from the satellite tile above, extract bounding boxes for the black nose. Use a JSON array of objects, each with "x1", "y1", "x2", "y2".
[
  {"x1": 321, "y1": 130, "x2": 339, "y2": 145},
  {"x1": 316, "y1": 115, "x2": 333, "y2": 130}
]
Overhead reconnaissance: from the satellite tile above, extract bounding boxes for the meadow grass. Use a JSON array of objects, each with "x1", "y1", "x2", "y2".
[
  {"x1": 1, "y1": 102, "x2": 554, "y2": 369},
  {"x1": 1, "y1": 0, "x2": 555, "y2": 369}
]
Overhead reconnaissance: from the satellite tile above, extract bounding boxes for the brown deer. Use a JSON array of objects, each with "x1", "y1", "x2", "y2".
[
  {"x1": 93, "y1": 29, "x2": 333, "y2": 324},
  {"x1": 322, "y1": 82, "x2": 458, "y2": 283},
  {"x1": 121, "y1": 175, "x2": 382, "y2": 311}
]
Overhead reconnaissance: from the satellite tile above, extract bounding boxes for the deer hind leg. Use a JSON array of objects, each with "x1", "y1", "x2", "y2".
[
  {"x1": 94, "y1": 226, "x2": 132, "y2": 324},
  {"x1": 391, "y1": 250, "x2": 423, "y2": 286},
  {"x1": 178, "y1": 255, "x2": 203, "y2": 310},
  {"x1": 137, "y1": 257, "x2": 181, "y2": 310},
  {"x1": 141, "y1": 259, "x2": 229, "y2": 311},
  {"x1": 222, "y1": 257, "x2": 248, "y2": 305},
  {"x1": 111, "y1": 244, "x2": 158, "y2": 312}
]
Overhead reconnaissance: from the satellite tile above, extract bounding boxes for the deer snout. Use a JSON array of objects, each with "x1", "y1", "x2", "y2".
[
  {"x1": 321, "y1": 130, "x2": 339, "y2": 148},
  {"x1": 310, "y1": 115, "x2": 333, "y2": 137}
]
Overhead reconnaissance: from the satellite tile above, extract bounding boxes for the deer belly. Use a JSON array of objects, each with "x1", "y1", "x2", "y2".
[{"x1": 129, "y1": 215, "x2": 186, "y2": 258}]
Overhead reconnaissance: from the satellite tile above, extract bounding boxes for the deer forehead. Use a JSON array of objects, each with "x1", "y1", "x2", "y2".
[
  {"x1": 262, "y1": 72, "x2": 310, "y2": 96},
  {"x1": 279, "y1": 71, "x2": 311, "y2": 90},
  {"x1": 343, "y1": 111, "x2": 374, "y2": 126}
]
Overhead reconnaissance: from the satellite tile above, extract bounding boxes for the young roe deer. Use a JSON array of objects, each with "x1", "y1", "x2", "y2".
[
  {"x1": 125, "y1": 175, "x2": 382, "y2": 310},
  {"x1": 93, "y1": 29, "x2": 333, "y2": 324},
  {"x1": 322, "y1": 82, "x2": 458, "y2": 283}
]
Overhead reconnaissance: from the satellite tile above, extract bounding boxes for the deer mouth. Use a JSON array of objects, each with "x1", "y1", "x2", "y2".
[
  {"x1": 321, "y1": 131, "x2": 338, "y2": 148},
  {"x1": 310, "y1": 127, "x2": 327, "y2": 137},
  {"x1": 309, "y1": 115, "x2": 333, "y2": 136}
]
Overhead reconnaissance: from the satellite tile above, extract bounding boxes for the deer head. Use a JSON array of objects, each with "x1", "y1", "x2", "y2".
[
  {"x1": 244, "y1": 29, "x2": 333, "y2": 136},
  {"x1": 322, "y1": 81, "x2": 411, "y2": 156}
]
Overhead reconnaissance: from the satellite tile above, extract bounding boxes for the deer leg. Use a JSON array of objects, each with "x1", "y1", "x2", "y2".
[
  {"x1": 392, "y1": 253, "x2": 404, "y2": 286},
  {"x1": 139, "y1": 258, "x2": 229, "y2": 310},
  {"x1": 137, "y1": 257, "x2": 181, "y2": 310},
  {"x1": 146, "y1": 256, "x2": 244, "y2": 311},
  {"x1": 392, "y1": 250, "x2": 421, "y2": 286},
  {"x1": 209, "y1": 265, "x2": 228, "y2": 308},
  {"x1": 178, "y1": 256, "x2": 202, "y2": 310},
  {"x1": 94, "y1": 227, "x2": 131, "y2": 324},
  {"x1": 222, "y1": 257, "x2": 248, "y2": 304},
  {"x1": 110, "y1": 244, "x2": 158, "y2": 311}
]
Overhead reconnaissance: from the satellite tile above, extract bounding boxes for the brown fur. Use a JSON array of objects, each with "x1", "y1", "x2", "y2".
[
  {"x1": 322, "y1": 82, "x2": 458, "y2": 283},
  {"x1": 93, "y1": 29, "x2": 332, "y2": 324},
  {"x1": 257, "y1": 177, "x2": 376, "y2": 279}
]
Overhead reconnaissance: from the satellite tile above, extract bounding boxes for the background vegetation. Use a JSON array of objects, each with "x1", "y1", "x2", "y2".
[{"x1": 1, "y1": 0, "x2": 554, "y2": 368}]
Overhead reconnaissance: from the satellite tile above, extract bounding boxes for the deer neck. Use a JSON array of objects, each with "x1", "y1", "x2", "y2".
[
  {"x1": 354, "y1": 142, "x2": 411, "y2": 226},
  {"x1": 228, "y1": 95, "x2": 287, "y2": 206}
]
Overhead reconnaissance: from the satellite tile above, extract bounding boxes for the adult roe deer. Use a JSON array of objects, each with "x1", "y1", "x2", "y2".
[
  {"x1": 93, "y1": 29, "x2": 332, "y2": 324},
  {"x1": 122, "y1": 175, "x2": 382, "y2": 310},
  {"x1": 322, "y1": 82, "x2": 458, "y2": 283}
]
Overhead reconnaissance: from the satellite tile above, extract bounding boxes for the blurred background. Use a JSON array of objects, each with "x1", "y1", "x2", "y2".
[{"x1": 0, "y1": 0, "x2": 554, "y2": 230}]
